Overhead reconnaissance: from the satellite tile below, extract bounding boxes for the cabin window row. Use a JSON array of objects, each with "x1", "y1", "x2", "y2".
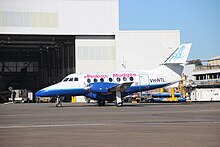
[
  {"x1": 87, "y1": 77, "x2": 134, "y2": 83},
  {"x1": 63, "y1": 77, "x2": 135, "y2": 83}
]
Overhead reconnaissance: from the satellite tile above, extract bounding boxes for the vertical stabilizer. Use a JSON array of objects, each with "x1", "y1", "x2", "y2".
[
  {"x1": 164, "y1": 43, "x2": 192, "y2": 64},
  {"x1": 150, "y1": 43, "x2": 192, "y2": 77}
]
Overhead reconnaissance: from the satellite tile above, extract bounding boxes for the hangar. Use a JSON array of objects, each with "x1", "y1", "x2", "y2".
[{"x1": 0, "y1": 0, "x2": 179, "y2": 97}]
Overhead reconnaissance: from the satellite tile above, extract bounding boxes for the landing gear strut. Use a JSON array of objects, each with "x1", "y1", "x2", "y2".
[
  {"x1": 56, "y1": 96, "x2": 62, "y2": 107},
  {"x1": 116, "y1": 91, "x2": 123, "y2": 107}
]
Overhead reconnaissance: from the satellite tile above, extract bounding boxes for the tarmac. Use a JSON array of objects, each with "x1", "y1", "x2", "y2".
[{"x1": 0, "y1": 102, "x2": 220, "y2": 147}]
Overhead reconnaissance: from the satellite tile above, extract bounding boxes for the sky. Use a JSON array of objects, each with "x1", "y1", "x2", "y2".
[{"x1": 119, "y1": 0, "x2": 220, "y2": 60}]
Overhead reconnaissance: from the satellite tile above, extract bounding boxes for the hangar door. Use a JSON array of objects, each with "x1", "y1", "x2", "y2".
[
  {"x1": 75, "y1": 36, "x2": 116, "y2": 73},
  {"x1": 0, "y1": 35, "x2": 75, "y2": 94}
]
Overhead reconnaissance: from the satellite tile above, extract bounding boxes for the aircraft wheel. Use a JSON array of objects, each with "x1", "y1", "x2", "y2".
[
  {"x1": 147, "y1": 98, "x2": 154, "y2": 103},
  {"x1": 116, "y1": 102, "x2": 123, "y2": 107},
  {"x1": 98, "y1": 100, "x2": 105, "y2": 106},
  {"x1": 56, "y1": 103, "x2": 62, "y2": 107}
]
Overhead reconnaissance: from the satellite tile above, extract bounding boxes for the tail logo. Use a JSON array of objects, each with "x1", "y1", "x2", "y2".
[{"x1": 168, "y1": 45, "x2": 185, "y2": 62}]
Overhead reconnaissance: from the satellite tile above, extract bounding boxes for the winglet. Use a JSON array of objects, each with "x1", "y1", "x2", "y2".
[{"x1": 164, "y1": 43, "x2": 192, "y2": 64}]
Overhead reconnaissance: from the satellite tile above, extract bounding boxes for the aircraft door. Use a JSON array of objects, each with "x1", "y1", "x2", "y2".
[{"x1": 139, "y1": 74, "x2": 149, "y2": 86}]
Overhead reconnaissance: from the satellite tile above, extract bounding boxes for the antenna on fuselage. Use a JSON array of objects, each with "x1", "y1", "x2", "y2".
[{"x1": 122, "y1": 57, "x2": 127, "y2": 69}]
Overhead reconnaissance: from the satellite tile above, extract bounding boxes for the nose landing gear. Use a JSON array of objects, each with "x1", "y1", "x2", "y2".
[{"x1": 56, "y1": 96, "x2": 62, "y2": 107}]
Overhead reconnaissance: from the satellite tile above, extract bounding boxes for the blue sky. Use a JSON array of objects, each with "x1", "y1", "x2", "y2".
[{"x1": 119, "y1": 0, "x2": 220, "y2": 60}]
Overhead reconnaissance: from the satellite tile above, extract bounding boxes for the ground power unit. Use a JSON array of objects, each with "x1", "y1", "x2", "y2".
[{"x1": 190, "y1": 88, "x2": 220, "y2": 101}]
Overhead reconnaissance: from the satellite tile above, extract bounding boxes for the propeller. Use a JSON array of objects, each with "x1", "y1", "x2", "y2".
[{"x1": 83, "y1": 82, "x2": 91, "y2": 91}]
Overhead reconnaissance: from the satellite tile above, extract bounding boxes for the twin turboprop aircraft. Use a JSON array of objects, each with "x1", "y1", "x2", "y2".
[{"x1": 36, "y1": 43, "x2": 192, "y2": 107}]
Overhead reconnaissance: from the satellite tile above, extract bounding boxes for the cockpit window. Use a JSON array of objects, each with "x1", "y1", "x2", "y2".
[
  {"x1": 63, "y1": 78, "x2": 69, "y2": 82},
  {"x1": 69, "y1": 78, "x2": 73, "y2": 81},
  {"x1": 74, "y1": 77, "x2": 79, "y2": 81}
]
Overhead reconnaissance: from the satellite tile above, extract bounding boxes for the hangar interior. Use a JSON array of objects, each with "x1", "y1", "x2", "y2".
[
  {"x1": 0, "y1": 34, "x2": 76, "y2": 92},
  {"x1": 0, "y1": 34, "x2": 116, "y2": 94}
]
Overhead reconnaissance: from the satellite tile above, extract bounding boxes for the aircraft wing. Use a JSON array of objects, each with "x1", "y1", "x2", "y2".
[
  {"x1": 108, "y1": 82, "x2": 133, "y2": 92},
  {"x1": 87, "y1": 82, "x2": 133, "y2": 94}
]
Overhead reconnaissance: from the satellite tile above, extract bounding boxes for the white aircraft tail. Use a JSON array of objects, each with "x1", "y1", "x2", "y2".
[
  {"x1": 164, "y1": 43, "x2": 192, "y2": 65},
  {"x1": 150, "y1": 43, "x2": 192, "y2": 77}
]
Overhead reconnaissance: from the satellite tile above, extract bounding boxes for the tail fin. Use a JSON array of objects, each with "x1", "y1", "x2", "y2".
[
  {"x1": 164, "y1": 43, "x2": 192, "y2": 65},
  {"x1": 150, "y1": 43, "x2": 192, "y2": 77}
]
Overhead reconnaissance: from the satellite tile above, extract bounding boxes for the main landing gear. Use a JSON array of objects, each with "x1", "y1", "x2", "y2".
[
  {"x1": 116, "y1": 91, "x2": 123, "y2": 107},
  {"x1": 97, "y1": 91, "x2": 123, "y2": 107},
  {"x1": 97, "y1": 100, "x2": 105, "y2": 107}
]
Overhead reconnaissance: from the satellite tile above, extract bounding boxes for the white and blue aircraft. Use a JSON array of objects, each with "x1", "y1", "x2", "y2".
[{"x1": 36, "y1": 43, "x2": 192, "y2": 107}]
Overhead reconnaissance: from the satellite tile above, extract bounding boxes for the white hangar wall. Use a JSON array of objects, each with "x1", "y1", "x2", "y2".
[
  {"x1": 75, "y1": 30, "x2": 180, "y2": 73},
  {"x1": 75, "y1": 36, "x2": 116, "y2": 73},
  {"x1": 116, "y1": 30, "x2": 180, "y2": 71},
  {"x1": 0, "y1": 0, "x2": 119, "y2": 35}
]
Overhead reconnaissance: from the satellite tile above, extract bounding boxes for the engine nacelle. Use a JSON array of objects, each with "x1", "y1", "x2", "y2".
[{"x1": 89, "y1": 82, "x2": 118, "y2": 93}]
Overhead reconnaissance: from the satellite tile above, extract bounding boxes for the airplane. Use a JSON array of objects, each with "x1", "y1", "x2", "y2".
[{"x1": 36, "y1": 43, "x2": 192, "y2": 107}]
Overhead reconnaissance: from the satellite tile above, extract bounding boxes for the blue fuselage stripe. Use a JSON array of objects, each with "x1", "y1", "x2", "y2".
[
  {"x1": 36, "y1": 83, "x2": 169, "y2": 99},
  {"x1": 35, "y1": 88, "x2": 86, "y2": 97}
]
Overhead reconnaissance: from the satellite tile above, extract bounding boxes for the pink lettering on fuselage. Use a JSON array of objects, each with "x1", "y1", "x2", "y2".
[
  {"x1": 113, "y1": 73, "x2": 137, "y2": 78},
  {"x1": 85, "y1": 74, "x2": 107, "y2": 79},
  {"x1": 84, "y1": 73, "x2": 137, "y2": 79}
]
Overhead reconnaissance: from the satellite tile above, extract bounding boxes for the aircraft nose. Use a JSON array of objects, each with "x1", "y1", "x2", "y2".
[{"x1": 35, "y1": 89, "x2": 47, "y2": 97}]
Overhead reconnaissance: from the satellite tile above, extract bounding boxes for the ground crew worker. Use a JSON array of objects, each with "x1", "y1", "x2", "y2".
[{"x1": 8, "y1": 87, "x2": 16, "y2": 103}]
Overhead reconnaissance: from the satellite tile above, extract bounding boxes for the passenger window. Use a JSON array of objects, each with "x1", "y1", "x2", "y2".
[
  {"x1": 129, "y1": 77, "x2": 134, "y2": 81},
  {"x1": 100, "y1": 78, "x2": 104, "y2": 82},
  {"x1": 94, "y1": 78, "x2": 97, "y2": 82},
  {"x1": 123, "y1": 77, "x2": 127, "y2": 81},
  {"x1": 69, "y1": 78, "x2": 73, "y2": 81},
  {"x1": 87, "y1": 79, "x2": 91, "y2": 83},
  {"x1": 63, "y1": 78, "x2": 69, "y2": 82},
  {"x1": 74, "y1": 77, "x2": 79, "y2": 81},
  {"x1": 117, "y1": 77, "x2": 121, "y2": 82},
  {"x1": 109, "y1": 78, "x2": 113, "y2": 82}
]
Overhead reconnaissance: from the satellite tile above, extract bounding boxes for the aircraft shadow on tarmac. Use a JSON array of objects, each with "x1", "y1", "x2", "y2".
[{"x1": 47, "y1": 102, "x2": 190, "y2": 108}]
